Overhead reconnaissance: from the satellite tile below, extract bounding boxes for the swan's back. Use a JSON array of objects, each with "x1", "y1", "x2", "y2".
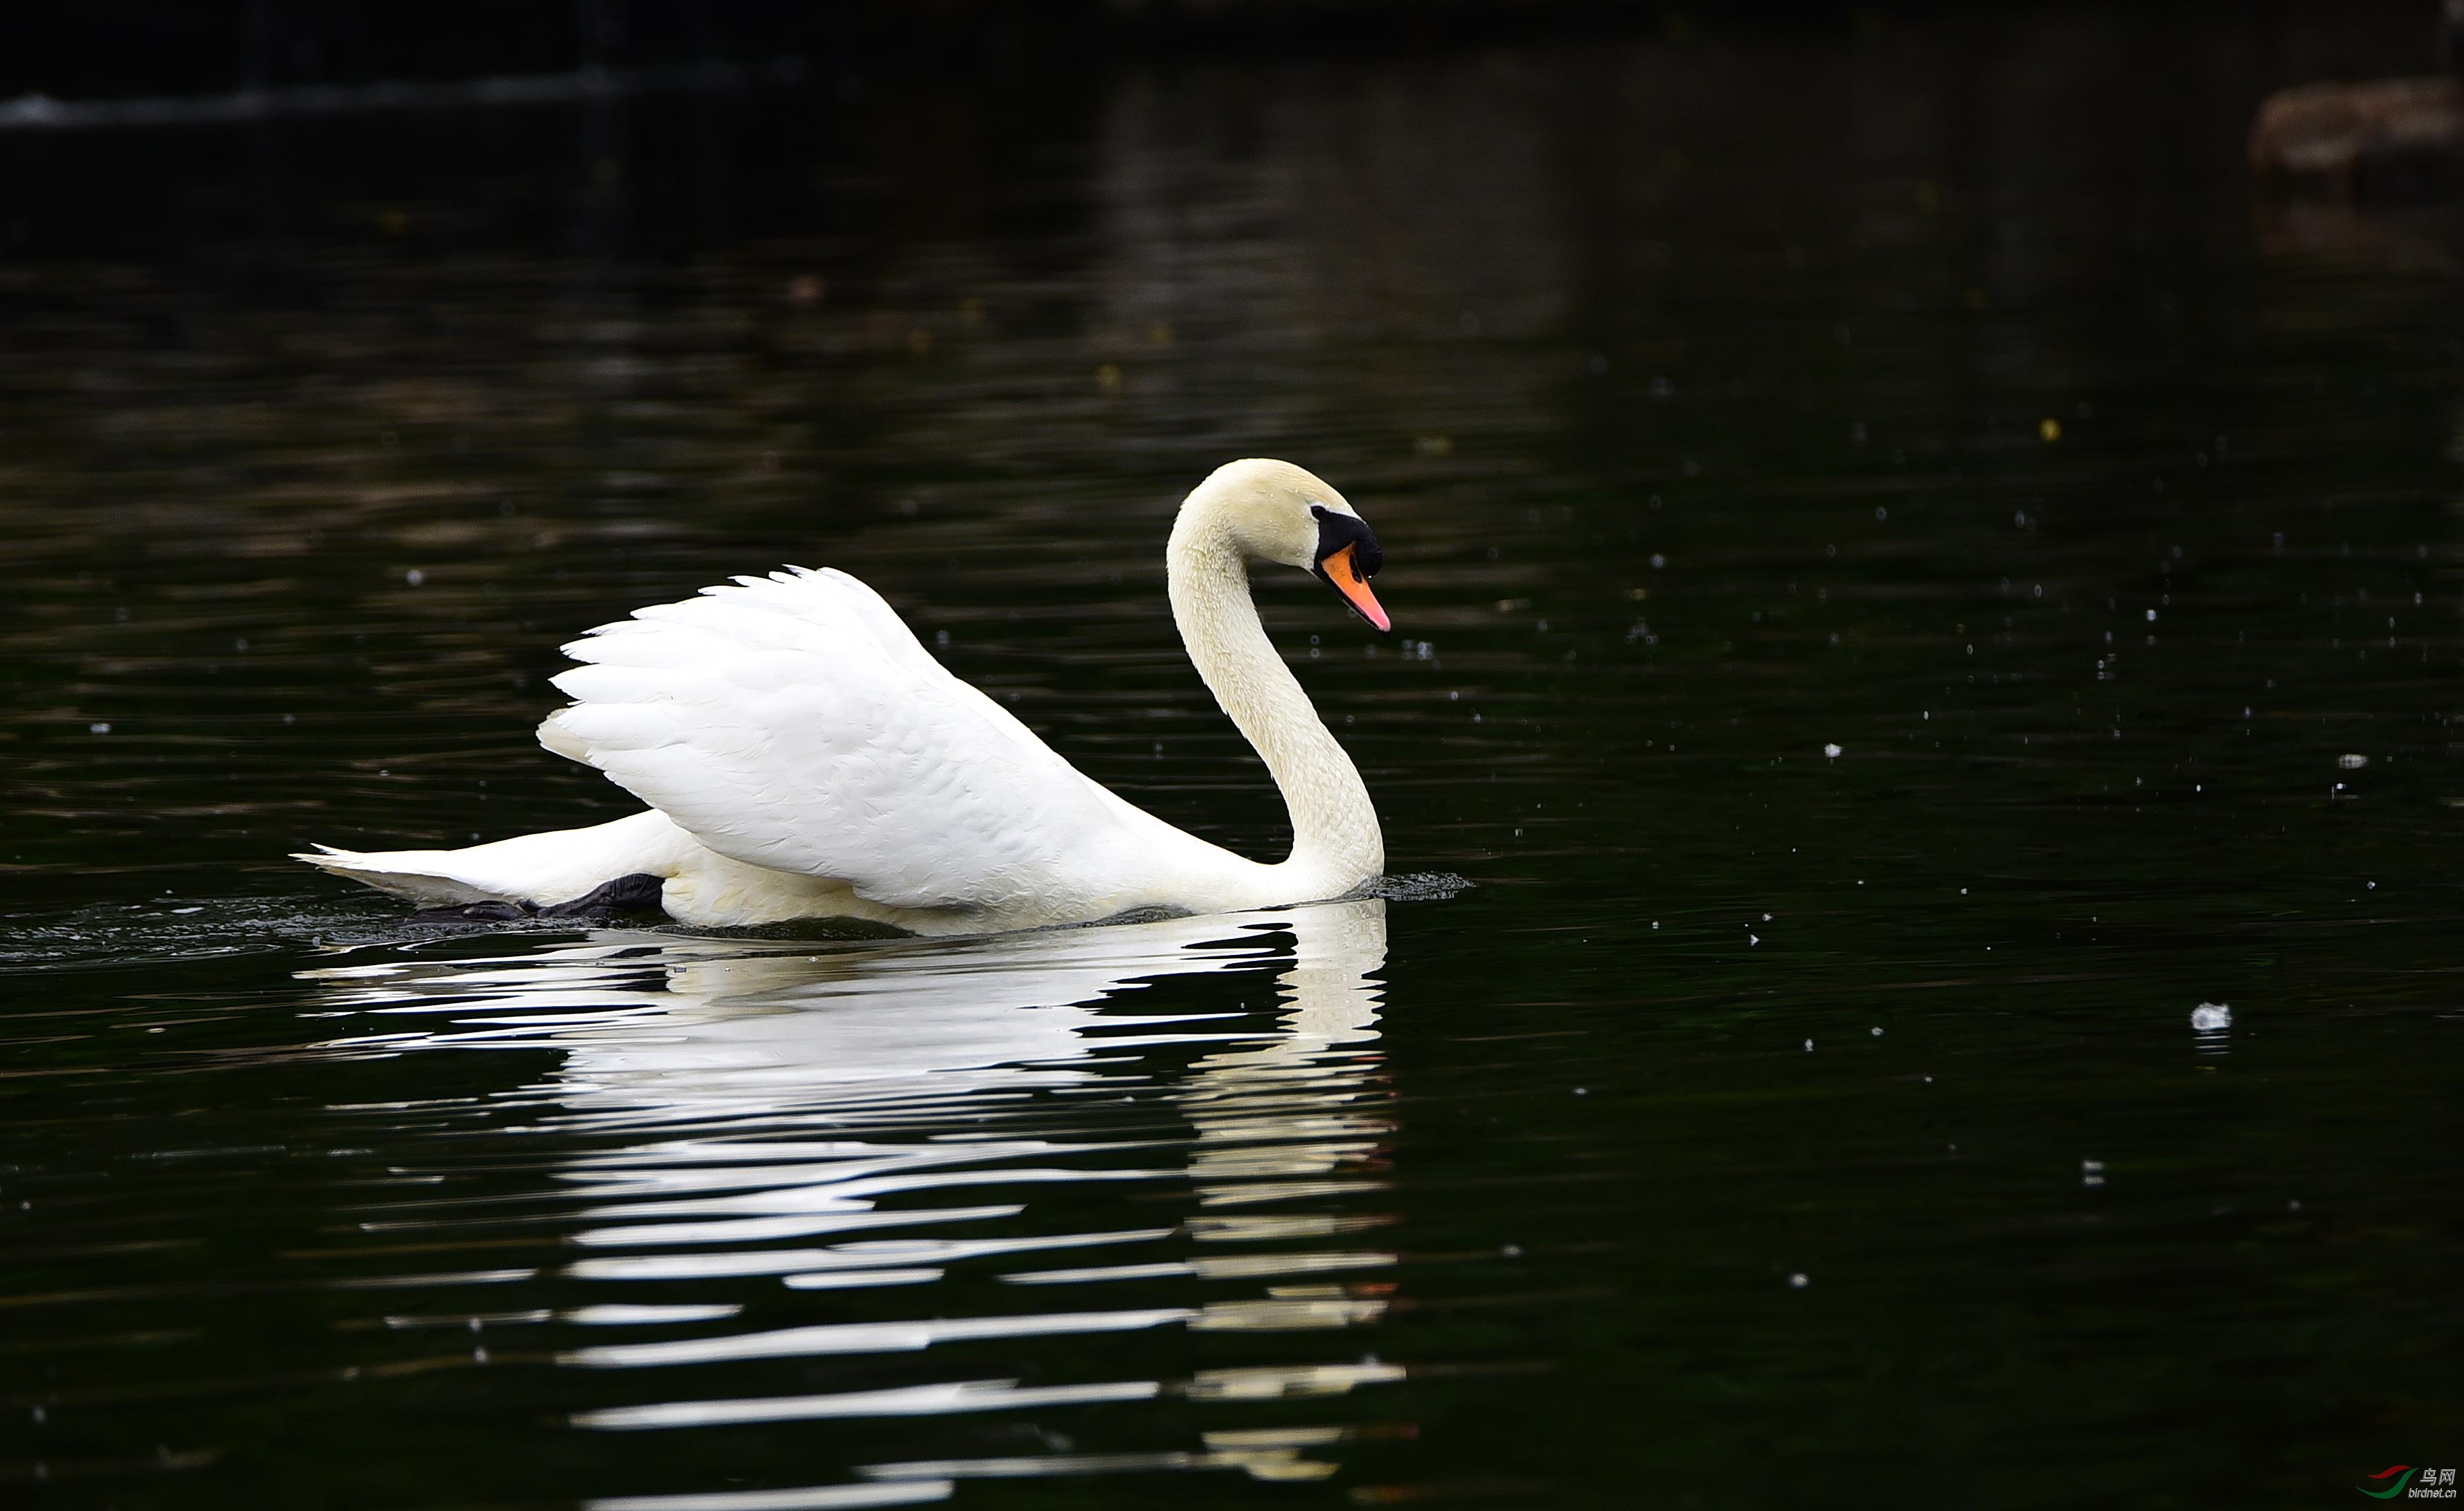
[{"x1": 540, "y1": 567, "x2": 1185, "y2": 920}]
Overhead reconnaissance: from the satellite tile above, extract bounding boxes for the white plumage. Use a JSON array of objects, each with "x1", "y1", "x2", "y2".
[
  {"x1": 299, "y1": 459, "x2": 1394, "y2": 935},
  {"x1": 541, "y1": 566, "x2": 1176, "y2": 916}
]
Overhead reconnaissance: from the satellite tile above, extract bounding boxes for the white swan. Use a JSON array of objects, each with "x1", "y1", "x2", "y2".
[{"x1": 298, "y1": 459, "x2": 1393, "y2": 935}]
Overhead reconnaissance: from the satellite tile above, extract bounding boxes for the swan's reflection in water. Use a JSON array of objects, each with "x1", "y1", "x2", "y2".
[{"x1": 303, "y1": 900, "x2": 1401, "y2": 1501}]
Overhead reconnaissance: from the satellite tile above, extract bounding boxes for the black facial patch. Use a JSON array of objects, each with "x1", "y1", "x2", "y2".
[{"x1": 1308, "y1": 504, "x2": 1383, "y2": 580}]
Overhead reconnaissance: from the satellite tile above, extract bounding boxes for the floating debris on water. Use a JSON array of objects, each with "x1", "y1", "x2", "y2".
[
  {"x1": 1789, "y1": 1273, "x2": 1809, "y2": 1289},
  {"x1": 1823, "y1": 743, "x2": 1842, "y2": 758},
  {"x1": 2190, "y1": 1002, "x2": 2233, "y2": 1032},
  {"x1": 2337, "y1": 754, "x2": 2367, "y2": 770}
]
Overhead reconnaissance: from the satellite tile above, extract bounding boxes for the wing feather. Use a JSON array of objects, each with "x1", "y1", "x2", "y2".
[{"x1": 538, "y1": 568, "x2": 1147, "y2": 913}]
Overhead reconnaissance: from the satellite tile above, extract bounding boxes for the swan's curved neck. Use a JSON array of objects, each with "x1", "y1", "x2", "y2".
[{"x1": 1166, "y1": 498, "x2": 1383, "y2": 890}]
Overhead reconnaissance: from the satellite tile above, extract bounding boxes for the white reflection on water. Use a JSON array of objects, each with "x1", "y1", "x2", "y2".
[
  {"x1": 298, "y1": 900, "x2": 1399, "y2": 1485},
  {"x1": 589, "y1": 1479, "x2": 954, "y2": 1511}
]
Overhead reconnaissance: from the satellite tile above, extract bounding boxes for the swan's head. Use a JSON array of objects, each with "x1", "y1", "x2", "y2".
[{"x1": 1182, "y1": 458, "x2": 1391, "y2": 633}]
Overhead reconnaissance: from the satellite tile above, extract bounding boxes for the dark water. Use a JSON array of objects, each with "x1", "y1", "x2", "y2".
[{"x1": 6, "y1": 9, "x2": 2463, "y2": 1508}]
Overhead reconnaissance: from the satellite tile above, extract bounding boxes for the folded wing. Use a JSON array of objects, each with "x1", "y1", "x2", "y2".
[{"x1": 539, "y1": 567, "x2": 1146, "y2": 913}]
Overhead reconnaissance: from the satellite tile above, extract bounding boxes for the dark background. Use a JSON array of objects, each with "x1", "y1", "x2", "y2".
[
  {"x1": 12, "y1": 0, "x2": 1747, "y2": 101},
  {"x1": 5, "y1": 3, "x2": 2461, "y2": 1508},
  {"x1": 17, "y1": 0, "x2": 2449, "y2": 102}
]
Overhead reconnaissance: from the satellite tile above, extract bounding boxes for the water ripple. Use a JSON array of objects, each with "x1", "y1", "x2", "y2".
[{"x1": 290, "y1": 900, "x2": 1408, "y2": 1485}]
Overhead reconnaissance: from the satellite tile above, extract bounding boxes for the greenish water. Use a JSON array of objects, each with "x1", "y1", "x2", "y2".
[{"x1": 5, "y1": 9, "x2": 2461, "y2": 1508}]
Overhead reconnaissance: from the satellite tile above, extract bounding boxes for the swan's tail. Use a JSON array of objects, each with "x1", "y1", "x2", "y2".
[
  {"x1": 294, "y1": 810, "x2": 692, "y2": 909},
  {"x1": 293, "y1": 844, "x2": 510, "y2": 906}
]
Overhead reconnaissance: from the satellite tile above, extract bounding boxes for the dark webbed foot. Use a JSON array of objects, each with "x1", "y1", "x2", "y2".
[
  {"x1": 409, "y1": 874, "x2": 668, "y2": 926},
  {"x1": 539, "y1": 873, "x2": 670, "y2": 920}
]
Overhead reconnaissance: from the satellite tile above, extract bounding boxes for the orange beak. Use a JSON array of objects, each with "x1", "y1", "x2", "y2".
[{"x1": 1320, "y1": 542, "x2": 1391, "y2": 633}]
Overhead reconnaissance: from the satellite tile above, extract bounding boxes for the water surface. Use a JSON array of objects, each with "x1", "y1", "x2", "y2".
[{"x1": 4, "y1": 8, "x2": 2461, "y2": 1507}]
